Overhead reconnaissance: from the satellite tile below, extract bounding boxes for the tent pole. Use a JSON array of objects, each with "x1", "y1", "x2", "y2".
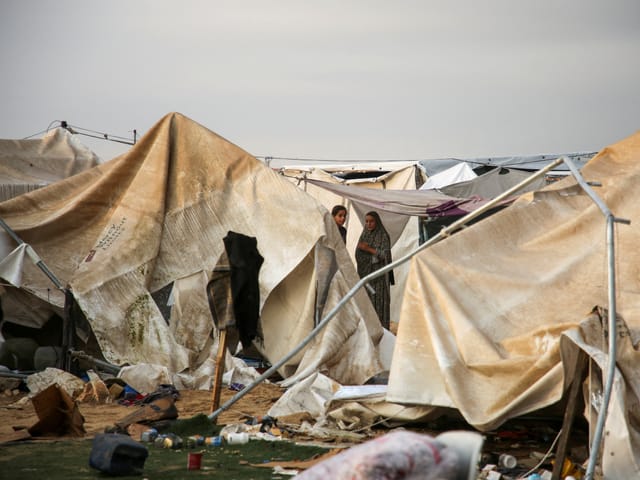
[
  {"x1": 0, "y1": 217, "x2": 64, "y2": 290},
  {"x1": 561, "y1": 158, "x2": 630, "y2": 480},
  {"x1": 208, "y1": 158, "x2": 563, "y2": 422}
]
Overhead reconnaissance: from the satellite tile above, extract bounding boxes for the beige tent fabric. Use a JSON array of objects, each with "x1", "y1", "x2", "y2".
[
  {"x1": 388, "y1": 130, "x2": 640, "y2": 431},
  {"x1": 0, "y1": 128, "x2": 100, "y2": 202},
  {"x1": 0, "y1": 113, "x2": 383, "y2": 386},
  {"x1": 560, "y1": 309, "x2": 640, "y2": 478}
]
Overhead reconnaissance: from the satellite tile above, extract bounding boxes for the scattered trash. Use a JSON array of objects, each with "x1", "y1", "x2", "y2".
[
  {"x1": 498, "y1": 453, "x2": 517, "y2": 469},
  {"x1": 89, "y1": 433, "x2": 149, "y2": 476},
  {"x1": 186, "y1": 434, "x2": 205, "y2": 448},
  {"x1": 187, "y1": 451, "x2": 203, "y2": 470},
  {"x1": 113, "y1": 395, "x2": 178, "y2": 432},
  {"x1": 204, "y1": 435, "x2": 223, "y2": 447},
  {"x1": 28, "y1": 384, "x2": 86, "y2": 437},
  {"x1": 77, "y1": 370, "x2": 111, "y2": 404},
  {"x1": 225, "y1": 431, "x2": 250, "y2": 445},
  {"x1": 140, "y1": 427, "x2": 158, "y2": 443}
]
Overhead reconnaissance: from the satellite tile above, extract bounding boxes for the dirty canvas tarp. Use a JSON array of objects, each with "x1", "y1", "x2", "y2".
[
  {"x1": 0, "y1": 128, "x2": 100, "y2": 202},
  {"x1": 0, "y1": 112, "x2": 384, "y2": 387},
  {"x1": 387, "y1": 130, "x2": 640, "y2": 476}
]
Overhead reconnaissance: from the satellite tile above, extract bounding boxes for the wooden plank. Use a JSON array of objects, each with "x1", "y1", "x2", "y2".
[
  {"x1": 552, "y1": 348, "x2": 588, "y2": 480},
  {"x1": 210, "y1": 328, "x2": 228, "y2": 419}
]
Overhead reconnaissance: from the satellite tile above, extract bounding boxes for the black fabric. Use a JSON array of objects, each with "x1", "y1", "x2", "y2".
[{"x1": 223, "y1": 231, "x2": 264, "y2": 349}]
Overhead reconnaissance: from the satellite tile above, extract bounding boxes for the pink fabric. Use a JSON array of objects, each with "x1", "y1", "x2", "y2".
[{"x1": 296, "y1": 430, "x2": 459, "y2": 480}]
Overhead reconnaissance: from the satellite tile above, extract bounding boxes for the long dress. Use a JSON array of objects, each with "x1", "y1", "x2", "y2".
[{"x1": 355, "y1": 216, "x2": 393, "y2": 329}]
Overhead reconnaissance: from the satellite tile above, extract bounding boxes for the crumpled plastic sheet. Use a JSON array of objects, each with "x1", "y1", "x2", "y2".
[{"x1": 295, "y1": 429, "x2": 465, "y2": 480}]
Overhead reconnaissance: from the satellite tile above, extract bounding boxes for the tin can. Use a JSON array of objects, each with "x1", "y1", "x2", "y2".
[{"x1": 204, "y1": 436, "x2": 223, "y2": 447}]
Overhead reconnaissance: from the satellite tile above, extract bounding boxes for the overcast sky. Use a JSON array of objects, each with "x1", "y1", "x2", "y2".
[{"x1": 2, "y1": 1, "x2": 639, "y2": 166}]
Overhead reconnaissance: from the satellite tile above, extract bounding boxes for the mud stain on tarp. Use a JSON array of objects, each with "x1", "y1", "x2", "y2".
[{"x1": 125, "y1": 295, "x2": 151, "y2": 346}]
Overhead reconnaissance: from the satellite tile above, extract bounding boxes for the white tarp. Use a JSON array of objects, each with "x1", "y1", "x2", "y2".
[{"x1": 419, "y1": 162, "x2": 477, "y2": 190}]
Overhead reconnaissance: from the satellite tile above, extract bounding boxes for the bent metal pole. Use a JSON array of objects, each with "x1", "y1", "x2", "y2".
[
  {"x1": 208, "y1": 157, "x2": 564, "y2": 422},
  {"x1": 0, "y1": 216, "x2": 64, "y2": 290},
  {"x1": 562, "y1": 157, "x2": 631, "y2": 480}
]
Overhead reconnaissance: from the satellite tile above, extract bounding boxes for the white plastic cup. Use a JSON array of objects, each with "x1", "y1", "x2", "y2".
[{"x1": 225, "y1": 432, "x2": 249, "y2": 445}]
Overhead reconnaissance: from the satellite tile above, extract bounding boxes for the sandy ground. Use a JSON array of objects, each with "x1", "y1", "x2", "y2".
[{"x1": 0, "y1": 382, "x2": 285, "y2": 439}]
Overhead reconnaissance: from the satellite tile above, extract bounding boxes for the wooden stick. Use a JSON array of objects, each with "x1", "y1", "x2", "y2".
[
  {"x1": 210, "y1": 328, "x2": 228, "y2": 419},
  {"x1": 552, "y1": 348, "x2": 588, "y2": 480}
]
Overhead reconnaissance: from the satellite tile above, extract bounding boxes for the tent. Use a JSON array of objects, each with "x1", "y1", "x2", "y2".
[
  {"x1": 0, "y1": 112, "x2": 385, "y2": 388},
  {"x1": 0, "y1": 128, "x2": 100, "y2": 202},
  {"x1": 279, "y1": 163, "x2": 424, "y2": 331},
  {"x1": 417, "y1": 152, "x2": 596, "y2": 177},
  {"x1": 388, "y1": 130, "x2": 640, "y2": 477}
]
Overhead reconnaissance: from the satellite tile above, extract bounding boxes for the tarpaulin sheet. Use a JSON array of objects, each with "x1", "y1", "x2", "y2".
[
  {"x1": 0, "y1": 113, "x2": 383, "y2": 386},
  {"x1": 0, "y1": 128, "x2": 100, "y2": 202},
  {"x1": 388, "y1": 130, "x2": 640, "y2": 477}
]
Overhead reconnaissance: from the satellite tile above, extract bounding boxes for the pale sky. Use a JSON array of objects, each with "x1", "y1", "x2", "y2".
[{"x1": 2, "y1": 1, "x2": 639, "y2": 167}]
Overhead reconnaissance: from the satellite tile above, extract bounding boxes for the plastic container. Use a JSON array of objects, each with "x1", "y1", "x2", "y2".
[
  {"x1": 225, "y1": 432, "x2": 249, "y2": 445},
  {"x1": 140, "y1": 428, "x2": 158, "y2": 443},
  {"x1": 204, "y1": 436, "x2": 223, "y2": 447},
  {"x1": 89, "y1": 433, "x2": 149, "y2": 476},
  {"x1": 187, "y1": 452, "x2": 203, "y2": 470}
]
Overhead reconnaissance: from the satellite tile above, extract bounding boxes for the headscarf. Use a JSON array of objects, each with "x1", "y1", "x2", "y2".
[{"x1": 355, "y1": 211, "x2": 394, "y2": 284}]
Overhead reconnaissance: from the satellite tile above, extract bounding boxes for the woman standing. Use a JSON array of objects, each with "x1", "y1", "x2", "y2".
[
  {"x1": 331, "y1": 205, "x2": 348, "y2": 243},
  {"x1": 355, "y1": 211, "x2": 394, "y2": 328}
]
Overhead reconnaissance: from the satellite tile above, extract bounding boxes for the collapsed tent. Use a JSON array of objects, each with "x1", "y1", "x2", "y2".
[
  {"x1": 0, "y1": 112, "x2": 385, "y2": 388},
  {"x1": 0, "y1": 128, "x2": 100, "y2": 202},
  {"x1": 388, "y1": 130, "x2": 640, "y2": 477}
]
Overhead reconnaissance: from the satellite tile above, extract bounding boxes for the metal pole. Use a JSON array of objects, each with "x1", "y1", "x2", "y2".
[
  {"x1": 0, "y1": 217, "x2": 64, "y2": 290},
  {"x1": 208, "y1": 158, "x2": 562, "y2": 421},
  {"x1": 561, "y1": 157, "x2": 630, "y2": 480}
]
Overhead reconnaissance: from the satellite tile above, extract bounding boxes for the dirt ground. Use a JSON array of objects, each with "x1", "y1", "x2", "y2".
[
  {"x1": 0, "y1": 382, "x2": 285, "y2": 439},
  {"x1": 0, "y1": 373, "x2": 593, "y2": 480}
]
